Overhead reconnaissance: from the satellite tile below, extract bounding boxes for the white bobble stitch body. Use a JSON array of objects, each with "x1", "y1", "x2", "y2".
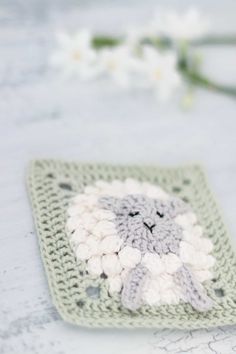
[
  {"x1": 67, "y1": 204, "x2": 87, "y2": 216},
  {"x1": 143, "y1": 183, "x2": 169, "y2": 200},
  {"x1": 124, "y1": 178, "x2": 143, "y2": 194},
  {"x1": 179, "y1": 241, "x2": 196, "y2": 263},
  {"x1": 71, "y1": 194, "x2": 87, "y2": 204},
  {"x1": 121, "y1": 269, "x2": 129, "y2": 282},
  {"x1": 81, "y1": 213, "x2": 97, "y2": 232},
  {"x1": 158, "y1": 273, "x2": 175, "y2": 291},
  {"x1": 180, "y1": 241, "x2": 215, "y2": 269},
  {"x1": 84, "y1": 186, "x2": 99, "y2": 195},
  {"x1": 110, "y1": 180, "x2": 125, "y2": 194},
  {"x1": 76, "y1": 243, "x2": 91, "y2": 260},
  {"x1": 85, "y1": 236, "x2": 99, "y2": 256},
  {"x1": 184, "y1": 212, "x2": 197, "y2": 225},
  {"x1": 162, "y1": 253, "x2": 182, "y2": 274},
  {"x1": 102, "y1": 254, "x2": 122, "y2": 276},
  {"x1": 99, "y1": 235, "x2": 123, "y2": 254},
  {"x1": 200, "y1": 254, "x2": 215, "y2": 268},
  {"x1": 108, "y1": 275, "x2": 122, "y2": 293},
  {"x1": 183, "y1": 233, "x2": 213, "y2": 253},
  {"x1": 72, "y1": 194, "x2": 97, "y2": 207},
  {"x1": 162, "y1": 288, "x2": 180, "y2": 305},
  {"x1": 194, "y1": 269, "x2": 213, "y2": 282},
  {"x1": 192, "y1": 225, "x2": 203, "y2": 238},
  {"x1": 93, "y1": 220, "x2": 117, "y2": 238},
  {"x1": 118, "y1": 246, "x2": 141, "y2": 269},
  {"x1": 66, "y1": 217, "x2": 81, "y2": 232},
  {"x1": 175, "y1": 213, "x2": 197, "y2": 229},
  {"x1": 69, "y1": 227, "x2": 87, "y2": 245},
  {"x1": 183, "y1": 225, "x2": 203, "y2": 241},
  {"x1": 92, "y1": 209, "x2": 116, "y2": 221},
  {"x1": 201, "y1": 238, "x2": 213, "y2": 253},
  {"x1": 142, "y1": 279, "x2": 161, "y2": 306},
  {"x1": 142, "y1": 253, "x2": 164, "y2": 275},
  {"x1": 87, "y1": 256, "x2": 103, "y2": 276},
  {"x1": 95, "y1": 180, "x2": 110, "y2": 189},
  {"x1": 182, "y1": 229, "x2": 197, "y2": 243}
]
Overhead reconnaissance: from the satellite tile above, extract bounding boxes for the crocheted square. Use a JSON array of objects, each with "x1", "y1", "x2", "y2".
[{"x1": 28, "y1": 160, "x2": 236, "y2": 328}]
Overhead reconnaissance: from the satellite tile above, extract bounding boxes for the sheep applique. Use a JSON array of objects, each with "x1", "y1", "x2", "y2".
[{"x1": 66, "y1": 178, "x2": 215, "y2": 312}]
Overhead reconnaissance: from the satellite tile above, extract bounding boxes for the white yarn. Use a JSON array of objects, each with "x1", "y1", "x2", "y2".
[
  {"x1": 108, "y1": 275, "x2": 123, "y2": 293},
  {"x1": 66, "y1": 178, "x2": 215, "y2": 307},
  {"x1": 102, "y1": 254, "x2": 122, "y2": 276},
  {"x1": 76, "y1": 243, "x2": 91, "y2": 261},
  {"x1": 142, "y1": 253, "x2": 164, "y2": 275},
  {"x1": 118, "y1": 246, "x2": 142, "y2": 268},
  {"x1": 162, "y1": 253, "x2": 182, "y2": 274},
  {"x1": 99, "y1": 235, "x2": 123, "y2": 254},
  {"x1": 87, "y1": 256, "x2": 103, "y2": 276}
]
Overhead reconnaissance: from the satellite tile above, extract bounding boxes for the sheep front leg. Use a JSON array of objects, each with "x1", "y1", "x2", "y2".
[{"x1": 121, "y1": 264, "x2": 148, "y2": 311}]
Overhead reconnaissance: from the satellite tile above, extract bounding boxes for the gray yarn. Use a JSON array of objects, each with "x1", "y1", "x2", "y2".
[
  {"x1": 99, "y1": 194, "x2": 213, "y2": 312},
  {"x1": 121, "y1": 264, "x2": 148, "y2": 311},
  {"x1": 99, "y1": 194, "x2": 188, "y2": 255},
  {"x1": 174, "y1": 265, "x2": 213, "y2": 312}
]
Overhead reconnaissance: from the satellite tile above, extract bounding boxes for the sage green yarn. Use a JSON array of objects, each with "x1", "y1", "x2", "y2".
[{"x1": 27, "y1": 160, "x2": 236, "y2": 329}]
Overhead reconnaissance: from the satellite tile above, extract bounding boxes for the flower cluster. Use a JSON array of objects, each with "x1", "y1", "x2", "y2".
[
  {"x1": 50, "y1": 32, "x2": 182, "y2": 101},
  {"x1": 50, "y1": 8, "x2": 236, "y2": 102}
]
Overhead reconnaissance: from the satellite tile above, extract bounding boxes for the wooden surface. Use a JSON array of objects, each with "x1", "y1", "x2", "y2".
[{"x1": 1, "y1": 1, "x2": 236, "y2": 353}]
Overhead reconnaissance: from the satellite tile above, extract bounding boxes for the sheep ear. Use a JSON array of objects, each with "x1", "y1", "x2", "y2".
[
  {"x1": 166, "y1": 197, "x2": 190, "y2": 218},
  {"x1": 98, "y1": 196, "x2": 121, "y2": 214}
]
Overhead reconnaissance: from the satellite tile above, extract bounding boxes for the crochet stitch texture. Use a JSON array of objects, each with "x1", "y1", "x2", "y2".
[
  {"x1": 68, "y1": 181, "x2": 214, "y2": 312},
  {"x1": 28, "y1": 160, "x2": 236, "y2": 328}
]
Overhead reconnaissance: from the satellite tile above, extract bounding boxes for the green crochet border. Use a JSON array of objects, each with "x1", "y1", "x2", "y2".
[{"x1": 27, "y1": 159, "x2": 236, "y2": 328}]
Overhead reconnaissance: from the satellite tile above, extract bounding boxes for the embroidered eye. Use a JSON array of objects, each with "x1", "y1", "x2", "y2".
[
  {"x1": 156, "y1": 211, "x2": 164, "y2": 218},
  {"x1": 128, "y1": 211, "x2": 140, "y2": 217}
]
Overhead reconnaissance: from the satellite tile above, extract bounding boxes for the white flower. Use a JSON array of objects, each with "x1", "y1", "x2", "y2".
[
  {"x1": 50, "y1": 30, "x2": 100, "y2": 79},
  {"x1": 141, "y1": 46, "x2": 181, "y2": 101},
  {"x1": 98, "y1": 45, "x2": 143, "y2": 87},
  {"x1": 153, "y1": 8, "x2": 209, "y2": 40}
]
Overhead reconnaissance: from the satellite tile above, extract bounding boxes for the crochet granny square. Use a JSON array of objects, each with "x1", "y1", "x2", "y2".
[{"x1": 28, "y1": 160, "x2": 236, "y2": 328}]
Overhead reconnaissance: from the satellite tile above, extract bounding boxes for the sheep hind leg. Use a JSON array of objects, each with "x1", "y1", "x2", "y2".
[{"x1": 175, "y1": 265, "x2": 213, "y2": 312}]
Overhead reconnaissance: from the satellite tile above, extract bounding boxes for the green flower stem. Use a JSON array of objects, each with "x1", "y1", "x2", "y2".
[
  {"x1": 92, "y1": 36, "x2": 121, "y2": 49},
  {"x1": 180, "y1": 69, "x2": 236, "y2": 97},
  {"x1": 190, "y1": 35, "x2": 236, "y2": 46},
  {"x1": 92, "y1": 34, "x2": 236, "y2": 49}
]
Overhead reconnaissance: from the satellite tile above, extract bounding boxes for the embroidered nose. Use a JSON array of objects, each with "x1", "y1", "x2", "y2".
[{"x1": 143, "y1": 221, "x2": 156, "y2": 232}]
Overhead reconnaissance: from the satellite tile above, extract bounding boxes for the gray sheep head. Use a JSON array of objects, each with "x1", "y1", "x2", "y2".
[{"x1": 99, "y1": 194, "x2": 190, "y2": 255}]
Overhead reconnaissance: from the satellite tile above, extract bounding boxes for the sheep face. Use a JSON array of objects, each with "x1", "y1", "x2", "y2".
[{"x1": 99, "y1": 194, "x2": 189, "y2": 255}]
